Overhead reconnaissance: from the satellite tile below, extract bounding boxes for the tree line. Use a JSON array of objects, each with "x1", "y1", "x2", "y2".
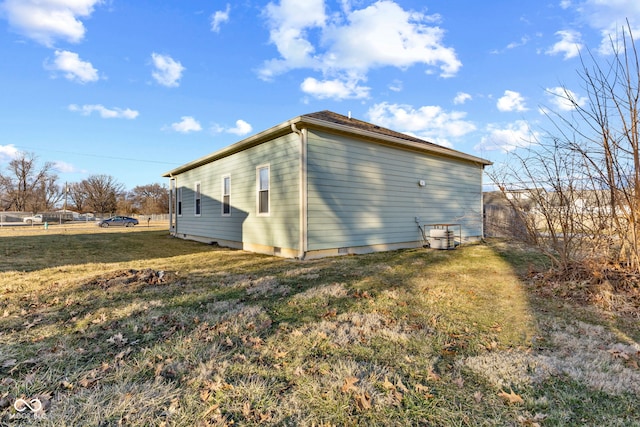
[{"x1": 0, "y1": 151, "x2": 169, "y2": 215}]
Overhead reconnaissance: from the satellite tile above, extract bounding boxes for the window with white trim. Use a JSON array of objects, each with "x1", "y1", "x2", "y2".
[
  {"x1": 195, "y1": 182, "x2": 201, "y2": 216},
  {"x1": 257, "y1": 165, "x2": 269, "y2": 215},
  {"x1": 222, "y1": 175, "x2": 231, "y2": 216},
  {"x1": 177, "y1": 187, "x2": 182, "y2": 216}
]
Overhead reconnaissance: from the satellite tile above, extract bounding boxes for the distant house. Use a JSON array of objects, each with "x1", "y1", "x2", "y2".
[{"x1": 162, "y1": 111, "x2": 491, "y2": 259}]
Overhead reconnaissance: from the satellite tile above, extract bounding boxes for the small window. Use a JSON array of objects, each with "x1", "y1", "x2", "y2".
[
  {"x1": 222, "y1": 175, "x2": 231, "y2": 216},
  {"x1": 195, "y1": 182, "x2": 201, "y2": 216},
  {"x1": 257, "y1": 165, "x2": 269, "y2": 215},
  {"x1": 177, "y1": 187, "x2": 182, "y2": 216}
]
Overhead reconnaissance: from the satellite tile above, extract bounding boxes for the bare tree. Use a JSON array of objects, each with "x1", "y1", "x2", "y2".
[
  {"x1": 33, "y1": 175, "x2": 64, "y2": 212},
  {"x1": 130, "y1": 183, "x2": 169, "y2": 214},
  {"x1": 67, "y1": 182, "x2": 87, "y2": 213},
  {"x1": 82, "y1": 174, "x2": 124, "y2": 216},
  {"x1": 0, "y1": 152, "x2": 56, "y2": 212},
  {"x1": 489, "y1": 22, "x2": 640, "y2": 273}
]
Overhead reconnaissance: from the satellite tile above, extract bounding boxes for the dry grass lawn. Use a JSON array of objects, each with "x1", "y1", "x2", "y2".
[{"x1": 0, "y1": 224, "x2": 638, "y2": 426}]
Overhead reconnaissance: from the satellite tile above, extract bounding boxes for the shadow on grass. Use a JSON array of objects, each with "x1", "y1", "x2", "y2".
[
  {"x1": 0, "y1": 230, "x2": 221, "y2": 272},
  {"x1": 1, "y1": 244, "x2": 470, "y2": 424},
  {"x1": 3, "y1": 237, "x2": 637, "y2": 425}
]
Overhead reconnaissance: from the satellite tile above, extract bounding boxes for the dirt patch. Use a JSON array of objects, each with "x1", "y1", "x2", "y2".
[{"x1": 85, "y1": 269, "x2": 176, "y2": 290}]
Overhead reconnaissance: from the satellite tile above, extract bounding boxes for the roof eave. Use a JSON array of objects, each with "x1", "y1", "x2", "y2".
[
  {"x1": 162, "y1": 114, "x2": 491, "y2": 178},
  {"x1": 162, "y1": 116, "x2": 304, "y2": 177}
]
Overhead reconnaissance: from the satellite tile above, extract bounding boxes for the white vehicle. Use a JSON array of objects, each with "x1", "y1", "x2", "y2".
[{"x1": 23, "y1": 214, "x2": 43, "y2": 224}]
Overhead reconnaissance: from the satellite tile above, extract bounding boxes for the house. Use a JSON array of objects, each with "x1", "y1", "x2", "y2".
[{"x1": 162, "y1": 111, "x2": 491, "y2": 259}]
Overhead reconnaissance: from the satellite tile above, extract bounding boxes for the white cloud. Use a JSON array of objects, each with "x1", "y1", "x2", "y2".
[
  {"x1": 506, "y1": 36, "x2": 530, "y2": 50},
  {"x1": 388, "y1": 79, "x2": 403, "y2": 92},
  {"x1": 545, "y1": 87, "x2": 588, "y2": 111},
  {"x1": 367, "y1": 102, "x2": 476, "y2": 148},
  {"x1": 211, "y1": 4, "x2": 230, "y2": 32},
  {"x1": 0, "y1": 144, "x2": 20, "y2": 162},
  {"x1": 475, "y1": 121, "x2": 539, "y2": 153},
  {"x1": 166, "y1": 116, "x2": 202, "y2": 133},
  {"x1": 497, "y1": 90, "x2": 528, "y2": 112},
  {"x1": 260, "y1": 0, "x2": 326, "y2": 80},
  {"x1": 151, "y1": 53, "x2": 185, "y2": 87},
  {"x1": 560, "y1": 0, "x2": 572, "y2": 9},
  {"x1": 260, "y1": 0, "x2": 460, "y2": 99},
  {"x1": 69, "y1": 104, "x2": 139, "y2": 119},
  {"x1": 0, "y1": 0, "x2": 103, "y2": 46},
  {"x1": 47, "y1": 50, "x2": 99, "y2": 84},
  {"x1": 53, "y1": 160, "x2": 78, "y2": 173},
  {"x1": 211, "y1": 119, "x2": 254, "y2": 136},
  {"x1": 548, "y1": 1, "x2": 640, "y2": 56},
  {"x1": 546, "y1": 29, "x2": 583, "y2": 59},
  {"x1": 321, "y1": 2, "x2": 461, "y2": 77},
  {"x1": 300, "y1": 76, "x2": 370, "y2": 100},
  {"x1": 453, "y1": 92, "x2": 472, "y2": 105},
  {"x1": 227, "y1": 119, "x2": 252, "y2": 136}
]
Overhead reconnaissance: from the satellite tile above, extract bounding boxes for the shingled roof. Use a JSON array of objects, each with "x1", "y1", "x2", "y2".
[
  {"x1": 163, "y1": 110, "x2": 490, "y2": 177},
  {"x1": 302, "y1": 110, "x2": 439, "y2": 147}
]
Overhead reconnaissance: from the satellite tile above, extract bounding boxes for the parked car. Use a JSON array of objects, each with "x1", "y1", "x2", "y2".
[
  {"x1": 23, "y1": 214, "x2": 43, "y2": 224},
  {"x1": 97, "y1": 216, "x2": 139, "y2": 227}
]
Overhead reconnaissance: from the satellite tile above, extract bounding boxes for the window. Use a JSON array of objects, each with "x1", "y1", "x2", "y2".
[
  {"x1": 177, "y1": 187, "x2": 182, "y2": 216},
  {"x1": 257, "y1": 165, "x2": 269, "y2": 215},
  {"x1": 222, "y1": 175, "x2": 230, "y2": 216},
  {"x1": 195, "y1": 182, "x2": 201, "y2": 216}
]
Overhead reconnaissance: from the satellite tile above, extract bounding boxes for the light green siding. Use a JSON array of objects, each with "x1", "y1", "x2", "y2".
[
  {"x1": 306, "y1": 130, "x2": 483, "y2": 250},
  {"x1": 174, "y1": 134, "x2": 300, "y2": 250}
]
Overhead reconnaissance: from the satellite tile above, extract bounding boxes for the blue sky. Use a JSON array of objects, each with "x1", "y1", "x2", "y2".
[{"x1": 1, "y1": 0, "x2": 639, "y2": 190}]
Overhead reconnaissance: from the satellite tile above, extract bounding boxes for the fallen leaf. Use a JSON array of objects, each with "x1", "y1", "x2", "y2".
[
  {"x1": 341, "y1": 376, "x2": 359, "y2": 393},
  {"x1": 273, "y1": 349, "x2": 288, "y2": 359},
  {"x1": 517, "y1": 413, "x2": 547, "y2": 426},
  {"x1": 258, "y1": 412, "x2": 272, "y2": 422},
  {"x1": 485, "y1": 341, "x2": 499, "y2": 351},
  {"x1": 355, "y1": 392, "x2": 372, "y2": 411},
  {"x1": 202, "y1": 403, "x2": 220, "y2": 419},
  {"x1": 608, "y1": 348, "x2": 630, "y2": 360},
  {"x1": 79, "y1": 377, "x2": 99, "y2": 388},
  {"x1": 427, "y1": 370, "x2": 441, "y2": 382},
  {"x1": 415, "y1": 383, "x2": 434, "y2": 399},
  {"x1": 414, "y1": 383, "x2": 429, "y2": 393},
  {"x1": 473, "y1": 391, "x2": 483, "y2": 403},
  {"x1": 242, "y1": 401, "x2": 251, "y2": 418},
  {"x1": 381, "y1": 377, "x2": 395, "y2": 391},
  {"x1": 106, "y1": 333, "x2": 127, "y2": 347},
  {"x1": 115, "y1": 348, "x2": 132, "y2": 360},
  {"x1": 322, "y1": 309, "x2": 337, "y2": 318},
  {"x1": 498, "y1": 389, "x2": 524, "y2": 404}
]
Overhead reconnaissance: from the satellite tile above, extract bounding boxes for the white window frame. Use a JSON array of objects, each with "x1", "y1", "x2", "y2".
[
  {"x1": 177, "y1": 187, "x2": 183, "y2": 217},
  {"x1": 194, "y1": 182, "x2": 202, "y2": 217},
  {"x1": 256, "y1": 164, "x2": 270, "y2": 216},
  {"x1": 222, "y1": 175, "x2": 231, "y2": 216}
]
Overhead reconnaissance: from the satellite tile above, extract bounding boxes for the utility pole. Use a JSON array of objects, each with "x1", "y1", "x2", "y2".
[{"x1": 60, "y1": 182, "x2": 68, "y2": 224}]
